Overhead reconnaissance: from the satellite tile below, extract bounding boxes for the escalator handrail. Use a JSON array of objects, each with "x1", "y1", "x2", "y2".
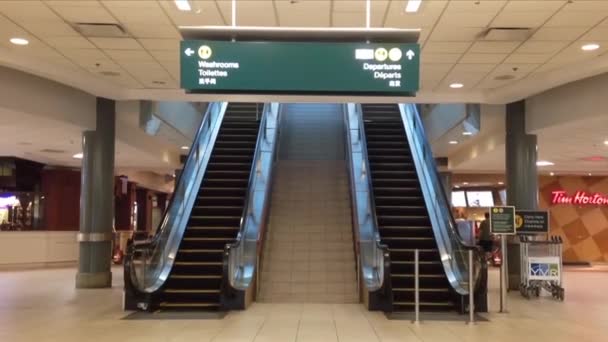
[
  {"x1": 125, "y1": 101, "x2": 227, "y2": 293},
  {"x1": 223, "y1": 103, "x2": 275, "y2": 290},
  {"x1": 344, "y1": 103, "x2": 390, "y2": 291},
  {"x1": 398, "y1": 103, "x2": 482, "y2": 295}
]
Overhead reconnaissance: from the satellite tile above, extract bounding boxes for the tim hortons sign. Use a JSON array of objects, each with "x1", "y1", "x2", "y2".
[{"x1": 551, "y1": 190, "x2": 608, "y2": 205}]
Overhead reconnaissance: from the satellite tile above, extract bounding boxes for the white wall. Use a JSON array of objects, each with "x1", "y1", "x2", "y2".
[{"x1": 0, "y1": 232, "x2": 78, "y2": 269}]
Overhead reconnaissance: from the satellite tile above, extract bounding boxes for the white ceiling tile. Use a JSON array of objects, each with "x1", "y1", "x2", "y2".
[
  {"x1": 423, "y1": 53, "x2": 462, "y2": 64},
  {"x1": 274, "y1": 0, "x2": 328, "y2": 27},
  {"x1": 531, "y1": 27, "x2": 589, "y2": 41},
  {"x1": 45, "y1": 36, "x2": 96, "y2": 49},
  {"x1": 491, "y1": 11, "x2": 556, "y2": 27},
  {"x1": 0, "y1": 1, "x2": 59, "y2": 19},
  {"x1": 580, "y1": 27, "x2": 608, "y2": 41},
  {"x1": 46, "y1": 1, "x2": 103, "y2": 7},
  {"x1": 446, "y1": 0, "x2": 506, "y2": 13},
  {"x1": 460, "y1": 53, "x2": 506, "y2": 64},
  {"x1": 439, "y1": 70, "x2": 488, "y2": 89},
  {"x1": 332, "y1": 12, "x2": 365, "y2": 27},
  {"x1": 158, "y1": 1, "x2": 225, "y2": 26},
  {"x1": 562, "y1": 1, "x2": 608, "y2": 12},
  {"x1": 49, "y1": 5, "x2": 117, "y2": 24},
  {"x1": 104, "y1": 49, "x2": 154, "y2": 62},
  {"x1": 138, "y1": 38, "x2": 180, "y2": 51},
  {"x1": 219, "y1": 0, "x2": 278, "y2": 26},
  {"x1": 100, "y1": 1, "x2": 159, "y2": 9},
  {"x1": 421, "y1": 78, "x2": 442, "y2": 91},
  {"x1": 492, "y1": 63, "x2": 540, "y2": 75},
  {"x1": 503, "y1": 53, "x2": 553, "y2": 64},
  {"x1": 439, "y1": 12, "x2": 497, "y2": 27},
  {"x1": 452, "y1": 63, "x2": 497, "y2": 73},
  {"x1": 469, "y1": 41, "x2": 520, "y2": 54},
  {"x1": 516, "y1": 41, "x2": 569, "y2": 54},
  {"x1": 545, "y1": 9, "x2": 607, "y2": 27},
  {"x1": 502, "y1": 1, "x2": 566, "y2": 12},
  {"x1": 384, "y1": 0, "x2": 447, "y2": 28},
  {"x1": 60, "y1": 48, "x2": 111, "y2": 67},
  {"x1": 423, "y1": 42, "x2": 472, "y2": 54},
  {"x1": 89, "y1": 37, "x2": 140, "y2": 49},
  {"x1": 421, "y1": 63, "x2": 453, "y2": 79},
  {"x1": 124, "y1": 23, "x2": 180, "y2": 39},
  {"x1": 104, "y1": 4, "x2": 172, "y2": 24},
  {"x1": 12, "y1": 19, "x2": 80, "y2": 37},
  {"x1": 429, "y1": 26, "x2": 484, "y2": 41},
  {"x1": 148, "y1": 50, "x2": 178, "y2": 63}
]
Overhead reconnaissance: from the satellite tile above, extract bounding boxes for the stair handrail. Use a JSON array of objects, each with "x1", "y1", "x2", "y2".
[
  {"x1": 125, "y1": 102, "x2": 228, "y2": 294},
  {"x1": 344, "y1": 103, "x2": 390, "y2": 292},
  {"x1": 224, "y1": 103, "x2": 279, "y2": 291},
  {"x1": 398, "y1": 103, "x2": 483, "y2": 296}
]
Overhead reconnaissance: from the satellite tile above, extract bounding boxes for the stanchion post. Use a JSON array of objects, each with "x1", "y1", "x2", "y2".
[
  {"x1": 468, "y1": 249, "x2": 475, "y2": 324},
  {"x1": 500, "y1": 235, "x2": 508, "y2": 313},
  {"x1": 414, "y1": 249, "x2": 420, "y2": 323}
]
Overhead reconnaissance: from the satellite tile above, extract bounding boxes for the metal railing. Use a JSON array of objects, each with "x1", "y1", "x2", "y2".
[
  {"x1": 224, "y1": 103, "x2": 279, "y2": 291},
  {"x1": 344, "y1": 103, "x2": 389, "y2": 292},
  {"x1": 125, "y1": 102, "x2": 227, "y2": 294},
  {"x1": 398, "y1": 103, "x2": 482, "y2": 296}
]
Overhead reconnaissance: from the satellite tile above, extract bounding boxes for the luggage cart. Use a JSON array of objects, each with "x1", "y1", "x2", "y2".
[{"x1": 519, "y1": 235, "x2": 565, "y2": 301}]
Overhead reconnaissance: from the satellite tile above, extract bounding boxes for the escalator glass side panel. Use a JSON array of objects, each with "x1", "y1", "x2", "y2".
[
  {"x1": 126, "y1": 102, "x2": 228, "y2": 300},
  {"x1": 397, "y1": 103, "x2": 482, "y2": 298}
]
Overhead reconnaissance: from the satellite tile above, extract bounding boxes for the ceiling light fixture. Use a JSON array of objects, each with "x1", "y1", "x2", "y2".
[
  {"x1": 73, "y1": 153, "x2": 83, "y2": 159},
  {"x1": 498, "y1": 182, "x2": 504, "y2": 185},
  {"x1": 405, "y1": 0, "x2": 422, "y2": 13},
  {"x1": 536, "y1": 160, "x2": 554, "y2": 166},
  {"x1": 588, "y1": 173, "x2": 593, "y2": 176},
  {"x1": 449, "y1": 140, "x2": 458, "y2": 145},
  {"x1": 604, "y1": 140, "x2": 608, "y2": 146},
  {"x1": 181, "y1": 146, "x2": 189, "y2": 150},
  {"x1": 463, "y1": 182, "x2": 469, "y2": 185},
  {"x1": 174, "y1": 0, "x2": 192, "y2": 11},
  {"x1": 450, "y1": 83, "x2": 464, "y2": 89},
  {"x1": 550, "y1": 172, "x2": 555, "y2": 176},
  {"x1": 581, "y1": 43, "x2": 600, "y2": 51},
  {"x1": 454, "y1": 185, "x2": 460, "y2": 189},
  {"x1": 10, "y1": 37, "x2": 29, "y2": 45},
  {"x1": 462, "y1": 131, "x2": 473, "y2": 136}
]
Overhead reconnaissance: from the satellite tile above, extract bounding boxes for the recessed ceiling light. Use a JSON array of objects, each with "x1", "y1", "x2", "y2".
[
  {"x1": 10, "y1": 37, "x2": 29, "y2": 46},
  {"x1": 462, "y1": 131, "x2": 473, "y2": 136},
  {"x1": 463, "y1": 182, "x2": 469, "y2": 185},
  {"x1": 181, "y1": 146, "x2": 189, "y2": 150},
  {"x1": 536, "y1": 160, "x2": 554, "y2": 166},
  {"x1": 498, "y1": 182, "x2": 504, "y2": 185},
  {"x1": 454, "y1": 185, "x2": 460, "y2": 189},
  {"x1": 449, "y1": 83, "x2": 464, "y2": 89},
  {"x1": 604, "y1": 140, "x2": 608, "y2": 146},
  {"x1": 73, "y1": 153, "x2": 83, "y2": 159},
  {"x1": 550, "y1": 172, "x2": 555, "y2": 176},
  {"x1": 449, "y1": 140, "x2": 458, "y2": 145},
  {"x1": 581, "y1": 43, "x2": 600, "y2": 51},
  {"x1": 588, "y1": 173, "x2": 593, "y2": 176},
  {"x1": 174, "y1": 0, "x2": 191, "y2": 11},
  {"x1": 405, "y1": 0, "x2": 422, "y2": 13}
]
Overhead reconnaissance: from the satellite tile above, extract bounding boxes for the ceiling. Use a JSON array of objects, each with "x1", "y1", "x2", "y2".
[{"x1": 0, "y1": 0, "x2": 607, "y2": 103}]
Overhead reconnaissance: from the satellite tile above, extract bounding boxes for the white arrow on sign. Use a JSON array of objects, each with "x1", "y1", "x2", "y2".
[
  {"x1": 406, "y1": 49, "x2": 415, "y2": 60},
  {"x1": 184, "y1": 48, "x2": 195, "y2": 57}
]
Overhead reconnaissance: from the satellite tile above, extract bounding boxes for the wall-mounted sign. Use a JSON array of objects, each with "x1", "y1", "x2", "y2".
[
  {"x1": 515, "y1": 210, "x2": 549, "y2": 234},
  {"x1": 490, "y1": 206, "x2": 516, "y2": 235},
  {"x1": 180, "y1": 40, "x2": 420, "y2": 96},
  {"x1": 551, "y1": 190, "x2": 608, "y2": 205}
]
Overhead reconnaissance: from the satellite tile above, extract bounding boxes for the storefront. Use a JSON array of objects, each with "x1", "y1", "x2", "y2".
[{"x1": 451, "y1": 174, "x2": 608, "y2": 263}]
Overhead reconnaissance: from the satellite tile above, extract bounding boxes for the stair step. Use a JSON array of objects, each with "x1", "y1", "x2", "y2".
[
  {"x1": 187, "y1": 226, "x2": 239, "y2": 230},
  {"x1": 159, "y1": 302, "x2": 219, "y2": 308},
  {"x1": 178, "y1": 249, "x2": 223, "y2": 253},
  {"x1": 393, "y1": 301, "x2": 453, "y2": 307},
  {"x1": 393, "y1": 288, "x2": 449, "y2": 292},
  {"x1": 183, "y1": 237, "x2": 234, "y2": 241},
  {"x1": 391, "y1": 274, "x2": 444, "y2": 278},
  {"x1": 170, "y1": 275, "x2": 222, "y2": 279},
  {"x1": 174, "y1": 261, "x2": 222, "y2": 266}
]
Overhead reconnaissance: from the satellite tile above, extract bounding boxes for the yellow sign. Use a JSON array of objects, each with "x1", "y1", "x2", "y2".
[
  {"x1": 198, "y1": 45, "x2": 212, "y2": 59},
  {"x1": 515, "y1": 214, "x2": 524, "y2": 229},
  {"x1": 375, "y1": 48, "x2": 388, "y2": 62}
]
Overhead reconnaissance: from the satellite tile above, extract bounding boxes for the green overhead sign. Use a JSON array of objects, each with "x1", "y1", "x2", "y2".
[{"x1": 180, "y1": 40, "x2": 420, "y2": 96}]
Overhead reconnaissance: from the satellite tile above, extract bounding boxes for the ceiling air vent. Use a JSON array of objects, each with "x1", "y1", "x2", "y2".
[
  {"x1": 482, "y1": 27, "x2": 532, "y2": 41},
  {"x1": 73, "y1": 23, "x2": 129, "y2": 38}
]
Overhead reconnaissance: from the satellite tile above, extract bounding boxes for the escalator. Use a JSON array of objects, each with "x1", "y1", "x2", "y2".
[
  {"x1": 362, "y1": 104, "x2": 451, "y2": 311},
  {"x1": 345, "y1": 103, "x2": 487, "y2": 314},
  {"x1": 124, "y1": 102, "x2": 278, "y2": 312},
  {"x1": 158, "y1": 103, "x2": 262, "y2": 309}
]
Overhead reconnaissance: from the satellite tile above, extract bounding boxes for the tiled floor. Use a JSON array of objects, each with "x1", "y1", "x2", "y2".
[{"x1": 1, "y1": 266, "x2": 608, "y2": 341}]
